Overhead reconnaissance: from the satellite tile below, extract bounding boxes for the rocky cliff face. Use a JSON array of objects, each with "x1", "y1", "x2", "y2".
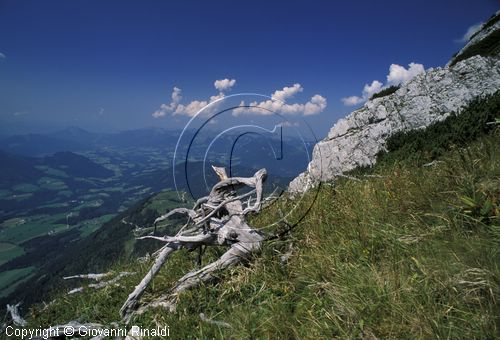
[{"x1": 289, "y1": 19, "x2": 500, "y2": 193}]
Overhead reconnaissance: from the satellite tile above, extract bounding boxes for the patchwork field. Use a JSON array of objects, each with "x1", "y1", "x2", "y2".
[
  {"x1": 0, "y1": 266, "x2": 34, "y2": 297},
  {"x1": 0, "y1": 146, "x2": 182, "y2": 294}
]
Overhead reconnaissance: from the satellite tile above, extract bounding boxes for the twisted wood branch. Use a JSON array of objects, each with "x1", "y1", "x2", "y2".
[{"x1": 120, "y1": 167, "x2": 267, "y2": 322}]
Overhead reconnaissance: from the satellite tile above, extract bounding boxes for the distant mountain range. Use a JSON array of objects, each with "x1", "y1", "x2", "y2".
[
  {"x1": 0, "y1": 126, "x2": 315, "y2": 190},
  {"x1": 0, "y1": 150, "x2": 113, "y2": 187},
  {"x1": 0, "y1": 126, "x2": 182, "y2": 156}
]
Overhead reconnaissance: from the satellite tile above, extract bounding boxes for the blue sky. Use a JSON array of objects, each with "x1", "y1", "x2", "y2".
[{"x1": 0, "y1": 0, "x2": 498, "y2": 137}]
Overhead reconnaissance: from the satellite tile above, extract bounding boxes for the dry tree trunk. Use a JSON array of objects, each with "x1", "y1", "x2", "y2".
[
  {"x1": 120, "y1": 167, "x2": 267, "y2": 322},
  {"x1": 63, "y1": 271, "x2": 135, "y2": 295},
  {"x1": 120, "y1": 244, "x2": 179, "y2": 317}
]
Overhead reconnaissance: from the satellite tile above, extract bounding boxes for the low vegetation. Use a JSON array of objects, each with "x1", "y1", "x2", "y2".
[
  {"x1": 370, "y1": 85, "x2": 400, "y2": 100},
  {"x1": 378, "y1": 91, "x2": 500, "y2": 164}
]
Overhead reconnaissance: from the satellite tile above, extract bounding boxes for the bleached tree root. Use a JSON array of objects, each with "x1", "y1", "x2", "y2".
[
  {"x1": 171, "y1": 240, "x2": 262, "y2": 296},
  {"x1": 133, "y1": 239, "x2": 262, "y2": 317},
  {"x1": 0, "y1": 302, "x2": 27, "y2": 334},
  {"x1": 120, "y1": 167, "x2": 268, "y2": 322},
  {"x1": 6, "y1": 303, "x2": 26, "y2": 327},
  {"x1": 64, "y1": 271, "x2": 135, "y2": 295},
  {"x1": 120, "y1": 244, "x2": 178, "y2": 319},
  {"x1": 63, "y1": 273, "x2": 111, "y2": 280},
  {"x1": 199, "y1": 313, "x2": 232, "y2": 328}
]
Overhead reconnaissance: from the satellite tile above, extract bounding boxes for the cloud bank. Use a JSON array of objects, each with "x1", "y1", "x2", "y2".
[
  {"x1": 153, "y1": 79, "x2": 327, "y2": 118},
  {"x1": 341, "y1": 62, "x2": 425, "y2": 106}
]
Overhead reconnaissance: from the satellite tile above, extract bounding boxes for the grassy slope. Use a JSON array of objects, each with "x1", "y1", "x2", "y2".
[
  {"x1": 0, "y1": 190, "x2": 190, "y2": 309},
  {"x1": 27, "y1": 98, "x2": 499, "y2": 338}
]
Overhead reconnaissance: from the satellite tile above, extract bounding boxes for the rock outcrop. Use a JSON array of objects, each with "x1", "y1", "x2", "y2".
[{"x1": 289, "y1": 16, "x2": 500, "y2": 193}]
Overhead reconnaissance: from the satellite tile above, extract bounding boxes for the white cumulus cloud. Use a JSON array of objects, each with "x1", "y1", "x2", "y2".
[
  {"x1": 214, "y1": 78, "x2": 236, "y2": 91},
  {"x1": 232, "y1": 83, "x2": 326, "y2": 116},
  {"x1": 272, "y1": 83, "x2": 303, "y2": 101},
  {"x1": 363, "y1": 80, "x2": 383, "y2": 98},
  {"x1": 341, "y1": 95, "x2": 364, "y2": 106},
  {"x1": 153, "y1": 81, "x2": 327, "y2": 118},
  {"x1": 342, "y1": 63, "x2": 424, "y2": 106},
  {"x1": 153, "y1": 85, "x2": 225, "y2": 118},
  {"x1": 173, "y1": 92, "x2": 225, "y2": 117},
  {"x1": 153, "y1": 87, "x2": 184, "y2": 118},
  {"x1": 341, "y1": 80, "x2": 383, "y2": 106},
  {"x1": 387, "y1": 63, "x2": 425, "y2": 86}
]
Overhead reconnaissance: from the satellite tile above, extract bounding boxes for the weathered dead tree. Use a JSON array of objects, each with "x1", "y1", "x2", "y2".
[{"x1": 120, "y1": 166, "x2": 267, "y2": 321}]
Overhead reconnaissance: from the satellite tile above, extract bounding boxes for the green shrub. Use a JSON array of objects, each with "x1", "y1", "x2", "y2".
[
  {"x1": 377, "y1": 91, "x2": 500, "y2": 165},
  {"x1": 450, "y1": 29, "x2": 500, "y2": 66},
  {"x1": 370, "y1": 85, "x2": 400, "y2": 100},
  {"x1": 469, "y1": 12, "x2": 500, "y2": 41}
]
